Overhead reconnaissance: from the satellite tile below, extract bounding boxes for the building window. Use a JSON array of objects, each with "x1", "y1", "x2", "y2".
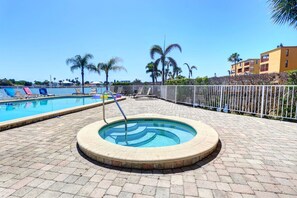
[
  {"x1": 256, "y1": 60, "x2": 258, "y2": 64},
  {"x1": 285, "y1": 60, "x2": 288, "y2": 67},
  {"x1": 244, "y1": 67, "x2": 249, "y2": 72},
  {"x1": 238, "y1": 68, "x2": 242, "y2": 73},
  {"x1": 260, "y1": 64, "x2": 269, "y2": 72},
  {"x1": 286, "y1": 49, "x2": 289, "y2": 56},
  {"x1": 244, "y1": 62, "x2": 249, "y2": 66},
  {"x1": 261, "y1": 54, "x2": 269, "y2": 62}
]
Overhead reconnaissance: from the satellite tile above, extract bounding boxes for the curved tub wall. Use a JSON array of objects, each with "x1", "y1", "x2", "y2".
[{"x1": 77, "y1": 114, "x2": 219, "y2": 169}]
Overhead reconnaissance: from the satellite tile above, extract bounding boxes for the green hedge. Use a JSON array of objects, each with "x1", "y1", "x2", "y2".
[{"x1": 165, "y1": 77, "x2": 209, "y2": 85}]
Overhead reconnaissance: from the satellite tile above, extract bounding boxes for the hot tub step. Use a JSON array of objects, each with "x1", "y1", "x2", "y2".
[
  {"x1": 115, "y1": 127, "x2": 148, "y2": 143},
  {"x1": 118, "y1": 132, "x2": 157, "y2": 146}
]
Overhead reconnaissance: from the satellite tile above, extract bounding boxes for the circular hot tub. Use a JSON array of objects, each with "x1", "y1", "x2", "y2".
[{"x1": 77, "y1": 114, "x2": 219, "y2": 169}]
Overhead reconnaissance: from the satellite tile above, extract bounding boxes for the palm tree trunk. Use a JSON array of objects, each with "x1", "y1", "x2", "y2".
[
  {"x1": 152, "y1": 73, "x2": 155, "y2": 84},
  {"x1": 105, "y1": 72, "x2": 109, "y2": 91},
  {"x1": 161, "y1": 59, "x2": 165, "y2": 85},
  {"x1": 81, "y1": 67, "x2": 85, "y2": 94},
  {"x1": 234, "y1": 61, "x2": 237, "y2": 77}
]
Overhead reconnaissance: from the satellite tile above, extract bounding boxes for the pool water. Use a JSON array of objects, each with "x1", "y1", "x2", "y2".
[
  {"x1": 0, "y1": 97, "x2": 103, "y2": 122},
  {"x1": 99, "y1": 119, "x2": 197, "y2": 148}
]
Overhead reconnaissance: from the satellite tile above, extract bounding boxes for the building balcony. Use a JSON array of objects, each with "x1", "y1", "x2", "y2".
[{"x1": 261, "y1": 58, "x2": 269, "y2": 62}]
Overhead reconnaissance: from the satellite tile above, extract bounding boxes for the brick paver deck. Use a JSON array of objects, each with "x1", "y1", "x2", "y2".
[{"x1": 0, "y1": 98, "x2": 296, "y2": 198}]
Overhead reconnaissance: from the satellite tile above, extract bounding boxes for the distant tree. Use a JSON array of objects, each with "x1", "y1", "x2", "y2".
[
  {"x1": 150, "y1": 43, "x2": 182, "y2": 85},
  {"x1": 145, "y1": 62, "x2": 155, "y2": 84},
  {"x1": 228, "y1": 53, "x2": 242, "y2": 77},
  {"x1": 85, "y1": 81, "x2": 90, "y2": 85},
  {"x1": 268, "y1": 0, "x2": 297, "y2": 28},
  {"x1": 91, "y1": 57, "x2": 126, "y2": 90},
  {"x1": 145, "y1": 62, "x2": 161, "y2": 84},
  {"x1": 66, "y1": 53, "x2": 95, "y2": 94},
  {"x1": 34, "y1": 80, "x2": 42, "y2": 85},
  {"x1": 9, "y1": 79, "x2": 16, "y2": 84},
  {"x1": 43, "y1": 80, "x2": 50, "y2": 86},
  {"x1": 24, "y1": 81, "x2": 32, "y2": 86},
  {"x1": 277, "y1": 43, "x2": 284, "y2": 48},
  {"x1": 132, "y1": 79, "x2": 142, "y2": 84},
  {"x1": 184, "y1": 63, "x2": 197, "y2": 79},
  {"x1": 164, "y1": 61, "x2": 171, "y2": 80},
  {"x1": 0, "y1": 79, "x2": 13, "y2": 86},
  {"x1": 174, "y1": 66, "x2": 183, "y2": 78}
]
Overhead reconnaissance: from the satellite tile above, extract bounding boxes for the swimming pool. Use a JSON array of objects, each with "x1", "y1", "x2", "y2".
[
  {"x1": 0, "y1": 96, "x2": 103, "y2": 122},
  {"x1": 99, "y1": 119, "x2": 197, "y2": 147}
]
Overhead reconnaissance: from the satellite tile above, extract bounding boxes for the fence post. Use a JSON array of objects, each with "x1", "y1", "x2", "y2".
[
  {"x1": 175, "y1": 85, "x2": 177, "y2": 103},
  {"x1": 165, "y1": 85, "x2": 167, "y2": 100},
  {"x1": 219, "y1": 85, "x2": 223, "y2": 111},
  {"x1": 193, "y1": 85, "x2": 196, "y2": 107},
  {"x1": 260, "y1": 85, "x2": 265, "y2": 118}
]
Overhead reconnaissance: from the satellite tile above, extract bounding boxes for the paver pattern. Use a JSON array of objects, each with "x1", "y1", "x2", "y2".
[{"x1": 0, "y1": 98, "x2": 296, "y2": 198}]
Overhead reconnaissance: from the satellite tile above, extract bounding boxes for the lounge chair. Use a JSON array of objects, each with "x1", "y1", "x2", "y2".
[
  {"x1": 72, "y1": 88, "x2": 82, "y2": 95},
  {"x1": 134, "y1": 87, "x2": 156, "y2": 98},
  {"x1": 132, "y1": 87, "x2": 143, "y2": 98},
  {"x1": 4, "y1": 88, "x2": 24, "y2": 99},
  {"x1": 117, "y1": 86, "x2": 123, "y2": 94},
  {"x1": 23, "y1": 87, "x2": 39, "y2": 98},
  {"x1": 39, "y1": 88, "x2": 55, "y2": 96},
  {"x1": 89, "y1": 88, "x2": 97, "y2": 95}
]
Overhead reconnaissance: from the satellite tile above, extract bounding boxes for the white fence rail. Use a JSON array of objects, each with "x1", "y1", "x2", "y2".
[{"x1": 111, "y1": 85, "x2": 297, "y2": 121}]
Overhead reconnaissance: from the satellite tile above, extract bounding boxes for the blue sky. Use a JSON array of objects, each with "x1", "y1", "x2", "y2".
[{"x1": 0, "y1": 0, "x2": 296, "y2": 83}]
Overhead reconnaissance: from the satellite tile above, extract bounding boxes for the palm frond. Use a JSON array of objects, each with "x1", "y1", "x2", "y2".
[
  {"x1": 107, "y1": 57, "x2": 122, "y2": 67},
  {"x1": 150, "y1": 45, "x2": 163, "y2": 59},
  {"x1": 154, "y1": 58, "x2": 161, "y2": 68},
  {"x1": 70, "y1": 65, "x2": 80, "y2": 72},
  {"x1": 167, "y1": 57, "x2": 177, "y2": 68},
  {"x1": 191, "y1": 65, "x2": 197, "y2": 70},
  {"x1": 269, "y1": 0, "x2": 297, "y2": 28},
  {"x1": 66, "y1": 58, "x2": 78, "y2": 65},
  {"x1": 86, "y1": 64, "x2": 99, "y2": 74},
  {"x1": 111, "y1": 66, "x2": 127, "y2": 72},
  {"x1": 164, "y1": 44, "x2": 182, "y2": 55},
  {"x1": 184, "y1": 63, "x2": 190, "y2": 70}
]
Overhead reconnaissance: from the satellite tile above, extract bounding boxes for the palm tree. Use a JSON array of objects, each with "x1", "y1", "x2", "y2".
[
  {"x1": 184, "y1": 63, "x2": 197, "y2": 79},
  {"x1": 92, "y1": 57, "x2": 126, "y2": 90},
  {"x1": 146, "y1": 62, "x2": 161, "y2": 84},
  {"x1": 228, "y1": 53, "x2": 242, "y2": 76},
  {"x1": 150, "y1": 43, "x2": 182, "y2": 85},
  {"x1": 175, "y1": 66, "x2": 182, "y2": 78},
  {"x1": 66, "y1": 54, "x2": 95, "y2": 94},
  {"x1": 145, "y1": 62, "x2": 155, "y2": 84},
  {"x1": 164, "y1": 61, "x2": 171, "y2": 80},
  {"x1": 269, "y1": 0, "x2": 297, "y2": 28}
]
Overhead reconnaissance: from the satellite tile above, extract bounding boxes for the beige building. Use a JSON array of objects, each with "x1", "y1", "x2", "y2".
[
  {"x1": 260, "y1": 46, "x2": 297, "y2": 74},
  {"x1": 231, "y1": 59, "x2": 260, "y2": 76}
]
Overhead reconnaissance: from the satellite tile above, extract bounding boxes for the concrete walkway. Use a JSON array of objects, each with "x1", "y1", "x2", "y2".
[{"x1": 0, "y1": 98, "x2": 296, "y2": 198}]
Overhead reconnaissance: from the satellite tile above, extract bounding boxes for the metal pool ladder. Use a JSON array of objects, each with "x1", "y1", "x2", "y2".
[{"x1": 102, "y1": 90, "x2": 128, "y2": 141}]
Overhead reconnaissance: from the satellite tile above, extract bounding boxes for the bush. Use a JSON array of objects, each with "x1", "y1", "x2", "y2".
[
  {"x1": 195, "y1": 76, "x2": 209, "y2": 85},
  {"x1": 112, "y1": 82, "x2": 132, "y2": 86},
  {"x1": 287, "y1": 70, "x2": 297, "y2": 85},
  {"x1": 165, "y1": 76, "x2": 209, "y2": 85}
]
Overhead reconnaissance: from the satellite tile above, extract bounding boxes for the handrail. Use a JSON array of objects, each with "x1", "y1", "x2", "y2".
[{"x1": 102, "y1": 90, "x2": 128, "y2": 141}]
